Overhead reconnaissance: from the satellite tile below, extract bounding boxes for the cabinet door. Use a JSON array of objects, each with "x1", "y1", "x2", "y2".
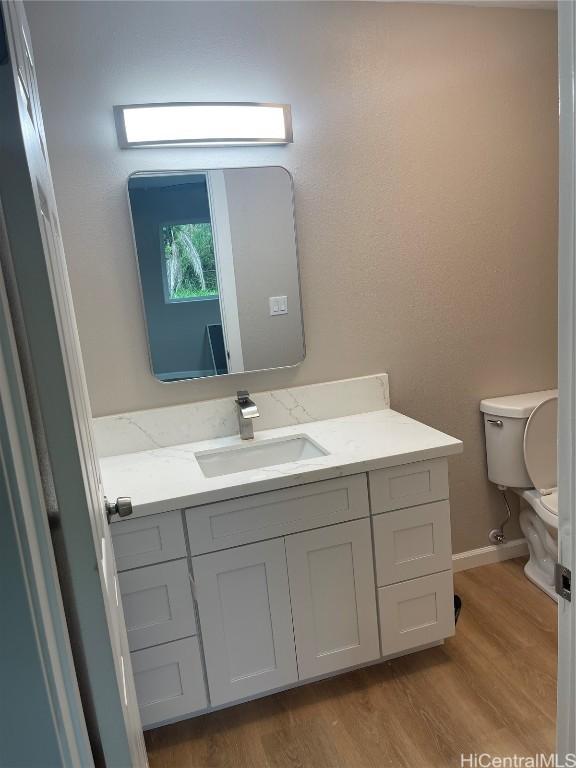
[
  {"x1": 131, "y1": 637, "x2": 207, "y2": 728},
  {"x1": 369, "y1": 458, "x2": 449, "y2": 514},
  {"x1": 192, "y1": 538, "x2": 298, "y2": 706},
  {"x1": 118, "y1": 560, "x2": 197, "y2": 652},
  {"x1": 378, "y1": 571, "x2": 455, "y2": 656},
  {"x1": 186, "y1": 474, "x2": 369, "y2": 555},
  {"x1": 372, "y1": 500, "x2": 452, "y2": 586},
  {"x1": 285, "y1": 519, "x2": 380, "y2": 680},
  {"x1": 111, "y1": 510, "x2": 186, "y2": 572}
]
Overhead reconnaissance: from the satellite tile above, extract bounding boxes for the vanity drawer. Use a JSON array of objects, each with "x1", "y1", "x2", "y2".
[
  {"x1": 378, "y1": 571, "x2": 455, "y2": 656},
  {"x1": 369, "y1": 458, "x2": 449, "y2": 515},
  {"x1": 132, "y1": 637, "x2": 207, "y2": 728},
  {"x1": 372, "y1": 500, "x2": 452, "y2": 586},
  {"x1": 111, "y1": 510, "x2": 186, "y2": 571},
  {"x1": 118, "y1": 559, "x2": 197, "y2": 651},
  {"x1": 185, "y1": 474, "x2": 369, "y2": 555}
]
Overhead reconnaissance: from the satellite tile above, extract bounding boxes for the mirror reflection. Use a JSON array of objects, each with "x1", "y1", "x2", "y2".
[{"x1": 128, "y1": 167, "x2": 305, "y2": 381}]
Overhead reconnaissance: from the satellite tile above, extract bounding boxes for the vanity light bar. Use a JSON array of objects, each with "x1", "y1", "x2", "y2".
[{"x1": 114, "y1": 102, "x2": 293, "y2": 148}]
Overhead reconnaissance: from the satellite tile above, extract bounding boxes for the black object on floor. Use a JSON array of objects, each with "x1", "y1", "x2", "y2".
[{"x1": 454, "y1": 594, "x2": 462, "y2": 624}]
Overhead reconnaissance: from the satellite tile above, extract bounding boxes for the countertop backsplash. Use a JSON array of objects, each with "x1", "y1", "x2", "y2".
[{"x1": 93, "y1": 374, "x2": 390, "y2": 458}]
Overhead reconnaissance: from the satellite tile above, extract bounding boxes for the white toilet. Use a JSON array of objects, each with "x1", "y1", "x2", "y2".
[{"x1": 480, "y1": 389, "x2": 559, "y2": 600}]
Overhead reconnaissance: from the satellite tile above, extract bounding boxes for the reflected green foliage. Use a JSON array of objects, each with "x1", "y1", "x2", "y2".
[{"x1": 161, "y1": 223, "x2": 218, "y2": 299}]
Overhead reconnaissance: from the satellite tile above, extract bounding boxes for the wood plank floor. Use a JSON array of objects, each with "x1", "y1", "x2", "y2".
[{"x1": 145, "y1": 558, "x2": 557, "y2": 768}]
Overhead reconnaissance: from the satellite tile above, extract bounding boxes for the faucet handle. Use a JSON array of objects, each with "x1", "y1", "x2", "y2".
[{"x1": 235, "y1": 390, "x2": 259, "y2": 419}]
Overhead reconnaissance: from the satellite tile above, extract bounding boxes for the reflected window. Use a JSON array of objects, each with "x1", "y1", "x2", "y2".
[{"x1": 160, "y1": 222, "x2": 218, "y2": 302}]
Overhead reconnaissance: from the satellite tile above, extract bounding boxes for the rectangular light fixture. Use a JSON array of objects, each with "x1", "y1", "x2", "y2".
[{"x1": 114, "y1": 102, "x2": 292, "y2": 148}]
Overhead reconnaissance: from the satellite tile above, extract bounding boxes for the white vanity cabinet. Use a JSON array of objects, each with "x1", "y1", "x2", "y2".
[{"x1": 110, "y1": 456, "x2": 456, "y2": 729}]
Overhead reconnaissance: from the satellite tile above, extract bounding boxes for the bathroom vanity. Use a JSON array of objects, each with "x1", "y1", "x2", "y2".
[
  {"x1": 103, "y1": 161, "x2": 465, "y2": 730},
  {"x1": 98, "y1": 382, "x2": 462, "y2": 729}
]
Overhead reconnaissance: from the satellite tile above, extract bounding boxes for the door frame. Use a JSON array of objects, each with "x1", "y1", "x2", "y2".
[
  {"x1": 557, "y1": 0, "x2": 576, "y2": 759},
  {"x1": 206, "y1": 170, "x2": 245, "y2": 374}
]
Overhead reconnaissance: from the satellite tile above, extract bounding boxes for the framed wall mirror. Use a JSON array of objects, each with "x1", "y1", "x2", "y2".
[{"x1": 128, "y1": 167, "x2": 305, "y2": 381}]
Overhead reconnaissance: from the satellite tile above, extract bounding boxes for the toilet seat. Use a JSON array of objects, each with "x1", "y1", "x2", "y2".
[
  {"x1": 523, "y1": 395, "x2": 558, "y2": 514},
  {"x1": 541, "y1": 490, "x2": 558, "y2": 516}
]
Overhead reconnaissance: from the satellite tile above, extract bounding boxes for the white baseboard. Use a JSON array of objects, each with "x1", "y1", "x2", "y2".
[{"x1": 452, "y1": 538, "x2": 528, "y2": 573}]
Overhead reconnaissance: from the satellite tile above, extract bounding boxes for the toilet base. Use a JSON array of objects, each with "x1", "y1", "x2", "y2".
[
  {"x1": 516, "y1": 495, "x2": 558, "y2": 603},
  {"x1": 523, "y1": 559, "x2": 558, "y2": 602}
]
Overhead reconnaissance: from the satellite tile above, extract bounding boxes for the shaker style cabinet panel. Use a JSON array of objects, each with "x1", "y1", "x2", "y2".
[
  {"x1": 111, "y1": 510, "x2": 186, "y2": 571},
  {"x1": 285, "y1": 518, "x2": 380, "y2": 679},
  {"x1": 378, "y1": 570, "x2": 455, "y2": 656},
  {"x1": 372, "y1": 500, "x2": 452, "y2": 586},
  {"x1": 192, "y1": 538, "x2": 298, "y2": 706},
  {"x1": 369, "y1": 458, "x2": 449, "y2": 515},
  {"x1": 131, "y1": 637, "x2": 207, "y2": 728},
  {"x1": 118, "y1": 559, "x2": 197, "y2": 652},
  {"x1": 186, "y1": 474, "x2": 369, "y2": 555}
]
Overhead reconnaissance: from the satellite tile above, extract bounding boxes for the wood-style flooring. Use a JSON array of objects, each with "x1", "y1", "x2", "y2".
[{"x1": 145, "y1": 558, "x2": 557, "y2": 768}]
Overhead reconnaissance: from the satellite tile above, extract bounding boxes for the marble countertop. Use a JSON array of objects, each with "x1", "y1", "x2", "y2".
[{"x1": 100, "y1": 408, "x2": 463, "y2": 518}]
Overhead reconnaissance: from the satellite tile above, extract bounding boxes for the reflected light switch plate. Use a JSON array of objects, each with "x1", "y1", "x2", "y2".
[{"x1": 269, "y1": 296, "x2": 288, "y2": 316}]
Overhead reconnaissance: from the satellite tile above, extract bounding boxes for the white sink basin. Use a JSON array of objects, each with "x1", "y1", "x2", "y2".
[{"x1": 195, "y1": 435, "x2": 329, "y2": 478}]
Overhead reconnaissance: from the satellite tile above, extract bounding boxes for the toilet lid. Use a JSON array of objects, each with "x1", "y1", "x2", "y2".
[{"x1": 523, "y1": 395, "x2": 558, "y2": 493}]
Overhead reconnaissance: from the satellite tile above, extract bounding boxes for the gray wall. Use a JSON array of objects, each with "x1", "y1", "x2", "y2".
[
  {"x1": 224, "y1": 167, "x2": 304, "y2": 371},
  {"x1": 26, "y1": 1, "x2": 558, "y2": 554}
]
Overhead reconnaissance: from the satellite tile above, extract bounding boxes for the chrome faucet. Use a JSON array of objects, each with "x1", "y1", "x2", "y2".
[{"x1": 235, "y1": 390, "x2": 260, "y2": 440}]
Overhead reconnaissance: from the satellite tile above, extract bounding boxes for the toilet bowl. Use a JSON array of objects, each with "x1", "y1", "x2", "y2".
[{"x1": 480, "y1": 390, "x2": 558, "y2": 601}]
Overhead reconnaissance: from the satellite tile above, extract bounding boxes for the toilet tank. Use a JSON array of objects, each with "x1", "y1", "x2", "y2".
[{"x1": 480, "y1": 390, "x2": 558, "y2": 489}]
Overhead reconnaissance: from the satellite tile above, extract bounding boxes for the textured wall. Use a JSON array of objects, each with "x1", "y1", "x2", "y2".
[{"x1": 26, "y1": 1, "x2": 558, "y2": 553}]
